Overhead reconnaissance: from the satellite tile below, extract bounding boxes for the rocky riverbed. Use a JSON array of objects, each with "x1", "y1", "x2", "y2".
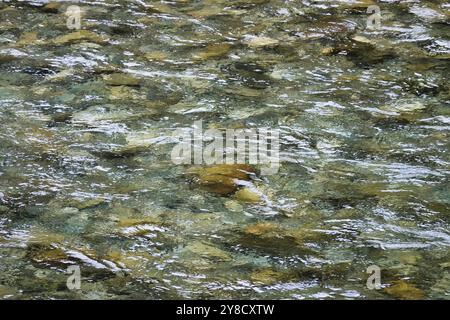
[{"x1": 0, "y1": 0, "x2": 449, "y2": 299}]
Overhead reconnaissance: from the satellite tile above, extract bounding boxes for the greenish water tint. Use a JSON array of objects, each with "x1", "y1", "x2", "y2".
[{"x1": 0, "y1": 0, "x2": 449, "y2": 299}]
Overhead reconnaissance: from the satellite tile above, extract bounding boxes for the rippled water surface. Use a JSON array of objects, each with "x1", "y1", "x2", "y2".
[{"x1": 0, "y1": 0, "x2": 449, "y2": 299}]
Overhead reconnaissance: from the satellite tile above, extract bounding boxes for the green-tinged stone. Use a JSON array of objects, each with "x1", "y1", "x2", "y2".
[
  {"x1": 193, "y1": 43, "x2": 231, "y2": 60},
  {"x1": 235, "y1": 188, "x2": 262, "y2": 203},
  {"x1": 68, "y1": 198, "x2": 106, "y2": 210},
  {"x1": 144, "y1": 51, "x2": 168, "y2": 61},
  {"x1": 224, "y1": 200, "x2": 244, "y2": 212},
  {"x1": 108, "y1": 86, "x2": 140, "y2": 100},
  {"x1": 184, "y1": 241, "x2": 232, "y2": 262},
  {"x1": 52, "y1": 30, "x2": 108, "y2": 45},
  {"x1": 117, "y1": 217, "x2": 162, "y2": 228},
  {"x1": 250, "y1": 268, "x2": 296, "y2": 285},
  {"x1": 103, "y1": 73, "x2": 141, "y2": 86}
]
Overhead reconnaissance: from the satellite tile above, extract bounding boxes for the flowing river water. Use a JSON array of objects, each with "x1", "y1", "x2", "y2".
[{"x1": 0, "y1": 0, "x2": 449, "y2": 299}]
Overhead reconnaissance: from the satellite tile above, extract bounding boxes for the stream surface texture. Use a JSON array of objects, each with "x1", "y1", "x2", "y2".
[{"x1": 0, "y1": 0, "x2": 449, "y2": 300}]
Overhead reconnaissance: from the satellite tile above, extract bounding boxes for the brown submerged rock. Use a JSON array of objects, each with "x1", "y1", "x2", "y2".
[
  {"x1": 243, "y1": 222, "x2": 278, "y2": 236},
  {"x1": 188, "y1": 164, "x2": 256, "y2": 195},
  {"x1": 385, "y1": 280, "x2": 425, "y2": 300},
  {"x1": 196, "y1": 174, "x2": 238, "y2": 195},
  {"x1": 41, "y1": 2, "x2": 63, "y2": 13},
  {"x1": 27, "y1": 244, "x2": 71, "y2": 267}
]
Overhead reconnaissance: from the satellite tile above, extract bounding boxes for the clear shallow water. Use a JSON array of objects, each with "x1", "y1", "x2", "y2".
[{"x1": 0, "y1": 0, "x2": 449, "y2": 299}]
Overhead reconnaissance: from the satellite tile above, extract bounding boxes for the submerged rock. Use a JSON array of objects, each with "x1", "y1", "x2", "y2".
[
  {"x1": 222, "y1": 61, "x2": 272, "y2": 89},
  {"x1": 336, "y1": 37, "x2": 397, "y2": 66},
  {"x1": 103, "y1": 73, "x2": 141, "y2": 87},
  {"x1": 108, "y1": 86, "x2": 140, "y2": 101},
  {"x1": 0, "y1": 285, "x2": 17, "y2": 299},
  {"x1": 16, "y1": 32, "x2": 40, "y2": 46},
  {"x1": 375, "y1": 99, "x2": 428, "y2": 122},
  {"x1": 183, "y1": 241, "x2": 232, "y2": 262},
  {"x1": 224, "y1": 199, "x2": 244, "y2": 212},
  {"x1": 234, "y1": 188, "x2": 262, "y2": 203},
  {"x1": 224, "y1": 86, "x2": 263, "y2": 97},
  {"x1": 243, "y1": 222, "x2": 279, "y2": 236},
  {"x1": 385, "y1": 280, "x2": 425, "y2": 300},
  {"x1": 196, "y1": 174, "x2": 238, "y2": 195},
  {"x1": 117, "y1": 217, "x2": 162, "y2": 228},
  {"x1": 68, "y1": 198, "x2": 106, "y2": 210},
  {"x1": 237, "y1": 222, "x2": 317, "y2": 256},
  {"x1": 104, "y1": 249, "x2": 155, "y2": 277},
  {"x1": 72, "y1": 105, "x2": 148, "y2": 126},
  {"x1": 27, "y1": 231, "x2": 116, "y2": 278},
  {"x1": 320, "y1": 47, "x2": 335, "y2": 55},
  {"x1": 244, "y1": 36, "x2": 279, "y2": 48},
  {"x1": 250, "y1": 268, "x2": 296, "y2": 285},
  {"x1": 117, "y1": 217, "x2": 166, "y2": 238},
  {"x1": 193, "y1": 43, "x2": 231, "y2": 60},
  {"x1": 144, "y1": 51, "x2": 169, "y2": 62},
  {"x1": 380, "y1": 99, "x2": 426, "y2": 114},
  {"x1": 52, "y1": 30, "x2": 108, "y2": 45},
  {"x1": 27, "y1": 244, "x2": 71, "y2": 267},
  {"x1": 41, "y1": 2, "x2": 63, "y2": 13},
  {"x1": 188, "y1": 164, "x2": 256, "y2": 195},
  {"x1": 0, "y1": 205, "x2": 8, "y2": 214}
]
